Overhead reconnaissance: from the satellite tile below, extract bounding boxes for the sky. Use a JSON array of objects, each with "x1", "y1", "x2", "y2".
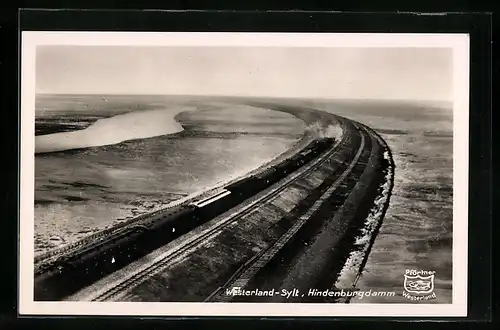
[{"x1": 36, "y1": 46, "x2": 453, "y2": 101}]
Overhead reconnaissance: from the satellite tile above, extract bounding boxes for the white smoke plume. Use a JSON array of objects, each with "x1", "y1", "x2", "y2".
[{"x1": 304, "y1": 121, "x2": 344, "y2": 141}]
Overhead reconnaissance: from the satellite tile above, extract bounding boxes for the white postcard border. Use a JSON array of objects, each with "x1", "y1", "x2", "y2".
[{"x1": 19, "y1": 31, "x2": 470, "y2": 317}]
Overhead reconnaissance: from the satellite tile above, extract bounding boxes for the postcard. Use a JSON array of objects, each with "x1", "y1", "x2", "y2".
[{"x1": 19, "y1": 31, "x2": 469, "y2": 317}]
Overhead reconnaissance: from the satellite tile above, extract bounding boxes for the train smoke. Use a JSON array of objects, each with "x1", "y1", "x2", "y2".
[{"x1": 305, "y1": 122, "x2": 344, "y2": 141}]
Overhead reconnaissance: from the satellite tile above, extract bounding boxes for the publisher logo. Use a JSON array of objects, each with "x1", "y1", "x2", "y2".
[{"x1": 402, "y1": 269, "x2": 436, "y2": 301}]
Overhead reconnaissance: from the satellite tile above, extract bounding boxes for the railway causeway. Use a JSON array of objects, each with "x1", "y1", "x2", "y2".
[{"x1": 34, "y1": 105, "x2": 393, "y2": 303}]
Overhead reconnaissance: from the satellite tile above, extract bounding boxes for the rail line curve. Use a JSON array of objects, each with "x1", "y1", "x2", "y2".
[{"x1": 84, "y1": 117, "x2": 378, "y2": 302}]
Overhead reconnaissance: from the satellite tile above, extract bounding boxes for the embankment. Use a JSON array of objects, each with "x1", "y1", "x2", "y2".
[
  {"x1": 33, "y1": 105, "x2": 334, "y2": 265},
  {"x1": 334, "y1": 126, "x2": 395, "y2": 300},
  {"x1": 233, "y1": 118, "x2": 394, "y2": 303},
  {"x1": 97, "y1": 115, "x2": 362, "y2": 302}
]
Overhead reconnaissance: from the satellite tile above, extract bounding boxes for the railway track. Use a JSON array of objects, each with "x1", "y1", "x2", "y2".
[
  {"x1": 334, "y1": 124, "x2": 395, "y2": 304},
  {"x1": 34, "y1": 133, "x2": 318, "y2": 272},
  {"x1": 33, "y1": 104, "x2": 338, "y2": 271},
  {"x1": 34, "y1": 195, "x2": 192, "y2": 270},
  {"x1": 205, "y1": 122, "x2": 369, "y2": 302},
  {"x1": 85, "y1": 118, "x2": 356, "y2": 302},
  {"x1": 34, "y1": 118, "x2": 337, "y2": 273}
]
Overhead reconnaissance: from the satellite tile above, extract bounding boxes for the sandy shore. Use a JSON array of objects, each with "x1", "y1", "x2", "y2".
[{"x1": 36, "y1": 107, "x2": 194, "y2": 154}]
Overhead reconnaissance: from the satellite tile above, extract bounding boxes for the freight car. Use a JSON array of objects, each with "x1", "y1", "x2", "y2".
[
  {"x1": 224, "y1": 138, "x2": 335, "y2": 200},
  {"x1": 34, "y1": 225, "x2": 150, "y2": 301},
  {"x1": 253, "y1": 167, "x2": 278, "y2": 189},
  {"x1": 225, "y1": 175, "x2": 256, "y2": 196},
  {"x1": 34, "y1": 204, "x2": 199, "y2": 301},
  {"x1": 188, "y1": 189, "x2": 239, "y2": 221},
  {"x1": 255, "y1": 166, "x2": 277, "y2": 181},
  {"x1": 190, "y1": 189, "x2": 231, "y2": 208}
]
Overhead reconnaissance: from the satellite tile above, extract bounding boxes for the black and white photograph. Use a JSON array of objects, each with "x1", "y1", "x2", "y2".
[{"x1": 20, "y1": 32, "x2": 469, "y2": 317}]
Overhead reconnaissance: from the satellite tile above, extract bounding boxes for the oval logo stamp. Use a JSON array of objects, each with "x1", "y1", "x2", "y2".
[{"x1": 403, "y1": 269, "x2": 437, "y2": 301}]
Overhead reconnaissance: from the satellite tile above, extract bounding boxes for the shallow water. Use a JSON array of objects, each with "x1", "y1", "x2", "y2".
[
  {"x1": 285, "y1": 99, "x2": 454, "y2": 304},
  {"x1": 34, "y1": 96, "x2": 455, "y2": 305},
  {"x1": 34, "y1": 95, "x2": 305, "y2": 253},
  {"x1": 352, "y1": 132, "x2": 453, "y2": 304}
]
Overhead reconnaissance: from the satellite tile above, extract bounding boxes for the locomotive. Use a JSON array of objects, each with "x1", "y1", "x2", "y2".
[
  {"x1": 34, "y1": 137, "x2": 335, "y2": 301},
  {"x1": 225, "y1": 137, "x2": 334, "y2": 199}
]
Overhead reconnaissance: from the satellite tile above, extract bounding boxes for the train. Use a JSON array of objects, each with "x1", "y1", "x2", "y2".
[{"x1": 34, "y1": 137, "x2": 335, "y2": 301}]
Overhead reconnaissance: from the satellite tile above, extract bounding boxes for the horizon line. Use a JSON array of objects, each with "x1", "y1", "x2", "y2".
[{"x1": 34, "y1": 92, "x2": 453, "y2": 104}]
